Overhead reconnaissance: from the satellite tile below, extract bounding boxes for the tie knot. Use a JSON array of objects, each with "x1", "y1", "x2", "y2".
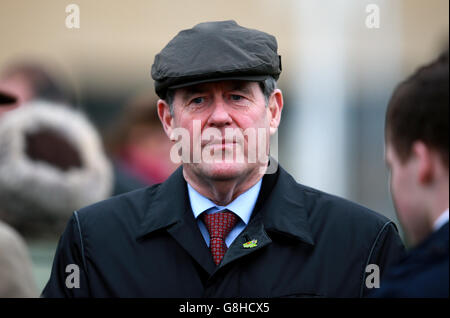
[{"x1": 202, "y1": 210, "x2": 239, "y2": 240}]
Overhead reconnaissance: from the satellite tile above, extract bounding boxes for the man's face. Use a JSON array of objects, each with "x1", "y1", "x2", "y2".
[
  {"x1": 385, "y1": 142, "x2": 427, "y2": 245},
  {"x1": 163, "y1": 80, "x2": 282, "y2": 182}
]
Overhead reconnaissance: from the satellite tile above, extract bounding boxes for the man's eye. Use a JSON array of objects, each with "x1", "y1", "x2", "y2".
[
  {"x1": 230, "y1": 95, "x2": 243, "y2": 101},
  {"x1": 191, "y1": 97, "x2": 204, "y2": 104}
]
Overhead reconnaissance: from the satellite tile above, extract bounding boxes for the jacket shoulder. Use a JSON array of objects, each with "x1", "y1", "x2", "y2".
[
  {"x1": 276, "y1": 166, "x2": 392, "y2": 227},
  {"x1": 74, "y1": 185, "x2": 160, "y2": 231},
  {"x1": 296, "y1": 181, "x2": 393, "y2": 229}
]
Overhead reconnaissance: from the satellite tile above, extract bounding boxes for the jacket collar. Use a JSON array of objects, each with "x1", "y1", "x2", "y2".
[
  {"x1": 136, "y1": 163, "x2": 314, "y2": 246},
  {"x1": 137, "y1": 166, "x2": 188, "y2": 238},
  {"x1": 255, "y1": 164, "x2": 315, "y2": 245},
  {"x1": 409, "y1": 221, "x2": 449, "y2": 258}
]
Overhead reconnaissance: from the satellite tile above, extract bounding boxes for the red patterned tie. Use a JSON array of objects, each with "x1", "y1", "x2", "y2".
[{"x1": 202, "y1": 210, "x2": 239, "y2": 265}]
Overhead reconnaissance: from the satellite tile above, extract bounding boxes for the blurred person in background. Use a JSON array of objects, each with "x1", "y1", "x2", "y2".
[
  {"x1": 0, "y1": 220, "x2": 38, "y2": 298},
  {"x1": 104, "y1": 92, "x2": 179, "y2": 195},
  {"x1": 0, "y1": 94, "x2": 38, "y2": 298},
  {"x1": 0, "y1": 100, "x2": 113, "y2": 291},
  {"x1": 0, "y1": 61, "x2": 78, "y2": 117},
  {"x1": 371, "y1": 50, "x2": 449, "y2": 298}
]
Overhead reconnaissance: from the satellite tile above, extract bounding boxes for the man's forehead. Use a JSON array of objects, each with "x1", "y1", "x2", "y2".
[{"x1": 176, "y1": 80, "x2": 258, "y2": 96}]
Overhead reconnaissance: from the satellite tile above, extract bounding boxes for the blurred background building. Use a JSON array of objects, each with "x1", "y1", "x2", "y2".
[{"x1": 0, "y1": 0, "x2": 448, "y2": 293}]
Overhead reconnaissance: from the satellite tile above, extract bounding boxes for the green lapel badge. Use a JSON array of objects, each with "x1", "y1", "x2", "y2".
[{"x1": 243, "y1": 239, "x2": 258, "y2": 248}]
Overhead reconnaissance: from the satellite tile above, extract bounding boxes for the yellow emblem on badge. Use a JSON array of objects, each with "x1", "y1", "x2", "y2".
[{"x1": 243, "y1": 239, "x2": 258, "y2": 248}]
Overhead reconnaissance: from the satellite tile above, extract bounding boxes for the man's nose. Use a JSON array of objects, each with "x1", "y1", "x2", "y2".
[{"x1": 206, "y1": 97, "x2": 232, "y2": 127}]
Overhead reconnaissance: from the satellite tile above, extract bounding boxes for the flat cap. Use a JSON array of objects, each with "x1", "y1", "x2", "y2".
[{"x1": 151, "y1": 20, "x2": 282, "y2": 99}]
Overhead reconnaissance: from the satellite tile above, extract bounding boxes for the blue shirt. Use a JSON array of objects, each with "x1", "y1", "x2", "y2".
[{"x1": 187, "y1": 179, "x2": 262, "y2": 247}]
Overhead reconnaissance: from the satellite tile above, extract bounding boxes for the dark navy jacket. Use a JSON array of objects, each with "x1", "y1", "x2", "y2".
[
  {"x1": 42, "y1": 165, "x2": 405, "y2": 297},
  {"x1": 370, "y1": 222, "x2": 449, "y2": 298}
]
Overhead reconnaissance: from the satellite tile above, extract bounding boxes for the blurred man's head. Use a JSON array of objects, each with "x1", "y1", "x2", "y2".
[
  {"x1": 105, "y1": 92, "x2": 179, "y2": 184},
  {"x1": 0, "y1": 62, "x2": 77, "y2": 117},
  {"x1": 385, "y1": 50, "x2": 449, "y2": 246}
]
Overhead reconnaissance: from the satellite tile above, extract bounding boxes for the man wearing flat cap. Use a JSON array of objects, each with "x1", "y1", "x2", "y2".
[{"x1": 43, "y1": 20, "x2": 405, "y2": 298}]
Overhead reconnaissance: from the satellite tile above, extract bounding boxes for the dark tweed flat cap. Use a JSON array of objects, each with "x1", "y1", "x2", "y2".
[{"x1": 151, "y1": 20, "x2": 282, "y2": 99}]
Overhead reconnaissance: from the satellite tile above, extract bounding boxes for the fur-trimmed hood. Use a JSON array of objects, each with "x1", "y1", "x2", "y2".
[{"x1": 0, "y1": 100, "x2": 113, "y2": 238}]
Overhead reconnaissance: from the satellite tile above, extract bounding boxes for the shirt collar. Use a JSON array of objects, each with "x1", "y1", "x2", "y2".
[
  {"x1": 433, "y1": 208, "x2": 449, "y2": 232},
  {"x1": 187, "y1": 179, "x2": 262, "y2": 225}
]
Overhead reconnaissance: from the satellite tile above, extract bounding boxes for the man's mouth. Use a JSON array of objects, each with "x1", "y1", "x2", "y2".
[{"x1": 202, "y1": 140, "x2": 241, "y2": 148}]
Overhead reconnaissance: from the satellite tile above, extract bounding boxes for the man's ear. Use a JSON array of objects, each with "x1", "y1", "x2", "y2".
[
  {"x1": 267, "y1": 89, "x2": 283, "y2": 136},
  {"x1": 412, "y1": 141, "x2": 433, "y2": 185},
  {"x1": 157, "y1": 99, "x2": 175, "y2": 141}
]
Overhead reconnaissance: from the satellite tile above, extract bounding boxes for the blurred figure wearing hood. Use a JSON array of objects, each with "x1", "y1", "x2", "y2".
[
  {"x1": 0, "y1": 100, "x2": 112, "y2": 237},
  {"x1": 0, "y1": 100, "x2": 112, "y2": 291}
]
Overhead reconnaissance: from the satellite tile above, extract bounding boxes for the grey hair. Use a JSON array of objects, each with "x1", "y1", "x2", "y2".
[
  {"x1": 259, "y1": 76, "x2": 278, "y2": 105},
  {"x1": 164, "y1": 76, "x2": 277, "y2": 116}
]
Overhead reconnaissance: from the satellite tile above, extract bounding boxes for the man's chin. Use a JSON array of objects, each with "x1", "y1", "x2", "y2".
[{"x1": 193, "y1": 161, "x2": 252, "y2": 181}]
